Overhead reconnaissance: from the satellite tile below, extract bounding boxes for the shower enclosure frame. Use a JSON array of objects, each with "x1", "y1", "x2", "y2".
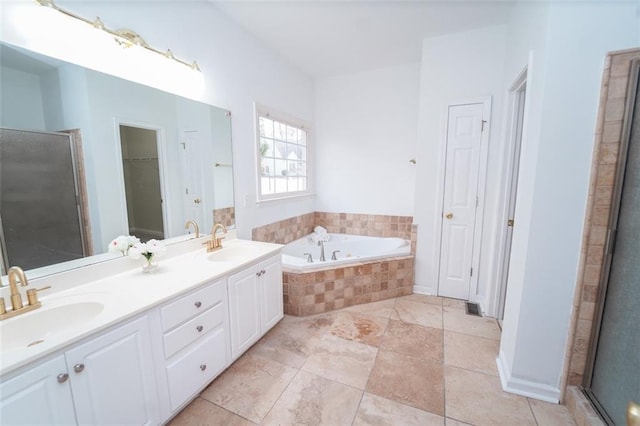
[
  {"x1": 581, "y1": 58, "x2": 640, "y2": 425},
  {"x1": 0, "y1": 127, "x2": 91, "y2": 273}
]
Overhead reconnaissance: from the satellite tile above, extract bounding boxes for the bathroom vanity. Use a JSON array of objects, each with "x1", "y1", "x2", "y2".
[{"x1": 0, "y1": 237, "x2": 283, "y2": 425}]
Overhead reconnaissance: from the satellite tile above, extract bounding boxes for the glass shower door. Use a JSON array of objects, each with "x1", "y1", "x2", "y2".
[
  {"x1": 0, "y1": 128, "x2": 86, "y2": 271},
  {"x1": 586, "y1": 68, "x2": 640, "y2": 425}
]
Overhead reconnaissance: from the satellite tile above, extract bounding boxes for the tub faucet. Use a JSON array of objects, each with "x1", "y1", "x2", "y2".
[
  {"x1": 331, "y1": 250, "x2": 340, "y2": 261},
  {"x1": 318, "y1": 240, "x2": 326, "y2": 262},
  {"x1": 303, "y1": 253, "x2": 313, "y2": 263}
]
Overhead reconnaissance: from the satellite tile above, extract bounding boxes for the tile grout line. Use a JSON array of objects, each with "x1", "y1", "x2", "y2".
[
  {"x1": 253, "y1": 334, "x2": 313, "y2": 425},
  {"x1": 526, "y1": 397, "x2": 541, "y2": 426},
  {"x1": 441, "y1": 297, "x2": 448, "y2": 424}
]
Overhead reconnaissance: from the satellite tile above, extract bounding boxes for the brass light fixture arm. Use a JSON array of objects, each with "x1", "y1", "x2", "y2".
[{"x1": 34, "y1": 0, "x2": 201, "y2": 71}]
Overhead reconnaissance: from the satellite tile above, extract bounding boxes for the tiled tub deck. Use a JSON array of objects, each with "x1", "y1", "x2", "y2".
[{"x1": 283, "y1": 256, "x2": 415, "y2": 316}]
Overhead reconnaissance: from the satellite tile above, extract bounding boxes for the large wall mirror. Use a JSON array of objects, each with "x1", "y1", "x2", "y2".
[{"x1": 0, "y1": 41, "x2": 235, "y2": 279}]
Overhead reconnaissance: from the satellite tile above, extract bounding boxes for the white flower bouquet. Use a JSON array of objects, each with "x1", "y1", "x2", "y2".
[
  {"x1": 128, "y1": 239, "x2": 166, "y2": 272},
  {"x1": 108, "y1": 235, "x2": 140, "y2": 256}
]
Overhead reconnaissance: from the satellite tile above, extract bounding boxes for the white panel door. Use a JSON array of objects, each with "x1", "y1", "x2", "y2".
[
  {"x1": 438, "y1": 103, "x2": 485, "y2": 299},
  {"x1": 180, "y1": 130, "x2": 204, "y2": 227}
]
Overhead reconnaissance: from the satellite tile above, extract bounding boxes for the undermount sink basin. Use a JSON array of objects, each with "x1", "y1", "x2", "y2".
[
  {"x1": 207, "y1": 245, "x2": 262, "y2": 262},
  {"x1": 0, "y1": 302, "x2": 104, "y2": 352}
]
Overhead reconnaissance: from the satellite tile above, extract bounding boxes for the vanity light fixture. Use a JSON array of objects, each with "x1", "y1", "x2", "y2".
[{"x1": 34, "y1": 0, "x2": 201, "y2": 72}]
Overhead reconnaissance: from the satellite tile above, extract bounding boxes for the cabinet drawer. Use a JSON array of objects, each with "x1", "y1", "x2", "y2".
[
  {"x1": 166, "y1": 328, "x2": 227, "y2": 411},
  {"x1": 163, "y1": 302, "x2": 225, "y2": 359},
  {"x1": 161, "y1": 280, "x2": 225, "y2": 331}
]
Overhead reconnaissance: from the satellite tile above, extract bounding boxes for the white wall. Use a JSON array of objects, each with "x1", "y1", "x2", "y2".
[
  {"x1": 0, "y1": 66, "x2": 47, "y2": 129},
  {"x1": 314, "y1": 63, "x2": 420, "y2": 215},
  {"x1": 413, "y1": 25, "x2": 507, "y2": 295},
  {"x1": 1, "y1": 0, "x2": 315, "y2": 239},
  {"x1": 497, "y1": 2, "x2": 640, "y2": 402}
]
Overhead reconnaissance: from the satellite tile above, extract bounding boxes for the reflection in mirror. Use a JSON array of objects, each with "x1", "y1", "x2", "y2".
[{"x1": 0, "y1": 42, "x2": 234, "y2": 279}]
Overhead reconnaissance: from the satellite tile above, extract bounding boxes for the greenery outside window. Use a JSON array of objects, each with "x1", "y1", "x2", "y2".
[{"x1": 256, "y1": 105, "x2": 311, "y2": 202}]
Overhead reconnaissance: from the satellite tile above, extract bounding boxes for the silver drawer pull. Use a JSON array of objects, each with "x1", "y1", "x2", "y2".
[
  {"x1": 260, "y1": 269, "x2": 266, "y2": 275},
  {"x1": 196, "y1": 325, "x2": 204, "y2": 332},
  {"x1": 200, "y1": 364, "x2": 207, "y2": 371},
  {"x1": 194, "y1": 301, "x2": 202, "y2": 308},
  {"x1": 57, "y1": 373, "x2": 69, "y2": 383},
  {"x1": 73, "y1": 363, "x2": 85, "y2": 373},
  {"x1": 256, "y1": 271, "x2": 261, "y2": 277}
]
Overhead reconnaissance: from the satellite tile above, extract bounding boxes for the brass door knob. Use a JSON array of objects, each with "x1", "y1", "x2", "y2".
[
  {"x1": 445, "y1": 212, "x2": 453, "y2": 219},
  {"x1": 629, "y1": 401, "x2": 640, "y2": 426}
]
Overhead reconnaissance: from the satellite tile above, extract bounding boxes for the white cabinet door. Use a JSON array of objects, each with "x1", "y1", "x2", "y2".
[
  {"x1": 260, "y1": 256, "x2": 283, "y2": 332},
  {"x1": 65, "y1": 316, "x2": 159, "y2": 426},
  {"x1": 0, "y1": 355, "x2": 76, "y2": 425},
  {"x1": 228, "y1": 267, "x2": 261, "y2": 359}
]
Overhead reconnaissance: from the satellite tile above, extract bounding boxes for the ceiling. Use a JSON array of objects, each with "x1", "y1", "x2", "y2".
[{"x1": 211, "y1": 1, "x2": 514, "y2": 78}]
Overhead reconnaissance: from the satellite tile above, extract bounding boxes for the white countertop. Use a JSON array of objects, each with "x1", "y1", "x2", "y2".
[{"x1": 0, "y1": 237, "x2": 282, "y2": 377}]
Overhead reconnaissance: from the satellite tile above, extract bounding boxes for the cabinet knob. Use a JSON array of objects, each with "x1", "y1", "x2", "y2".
[
  {"x1": 57, "y1": 373, "x2": 69, "y2": 383},
  {"x1": 196, "y1": 325, "x2": 204, "y2": 332},
  {"x1": 261, "y1": 269, "x2": 266, "y2": 275},
  {"x1": 256, "y1": 271, "x2": 261, "y2": 277},
  {"x1": 194, "y1": 301, "x2": 202, "y2": 308},
  {"x1": 200, "y1": 364, "x2": 207, "y2": 371},
  {"x1": 73, "y1": 363, "x2": 85, "y2": 373}
]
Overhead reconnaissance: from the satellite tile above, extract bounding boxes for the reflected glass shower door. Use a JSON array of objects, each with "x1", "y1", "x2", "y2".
[
  {"x1": 587, "y1": 68, "x2": 640, "y2": 424},
  {"x1": 0, "y1": 128, "x2": 85, "y2": 271}
]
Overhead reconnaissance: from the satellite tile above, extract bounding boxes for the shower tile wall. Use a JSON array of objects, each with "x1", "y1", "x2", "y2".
[
  {"x1": 563, "y1": 49, "x2": 640, "y2": 424},
  {"x1": 566, "y1": 49, "x2": 640, "y2": 388}
]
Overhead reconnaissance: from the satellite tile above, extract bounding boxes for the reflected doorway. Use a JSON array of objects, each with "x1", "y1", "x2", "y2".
[
  {"x1": 497, "y1": 70, "x2": 527, "y2": 325},
  {"x1": 119, "y1": 125, "x2": 165, "y2": 242}
]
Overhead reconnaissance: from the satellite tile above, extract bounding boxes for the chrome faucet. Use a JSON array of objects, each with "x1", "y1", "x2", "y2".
[
  {"x1": 331, "y1": 250, "x2": 340, "y2": 261},
  {"x1": 185, "y1": 220, "x2": 200, "y2": 238},
  {"x1": 318, "y1": 240, "x2": 326, "y2": 262},
  {"x1": 207, "y1": 223, "x2": 227, "y2": 252},
  {"x1": 303, "y1": 253, "x2": 313, "y2": 263},
  {"x1": 0, "y1": 266, "x2": 49, "y2": 320}
]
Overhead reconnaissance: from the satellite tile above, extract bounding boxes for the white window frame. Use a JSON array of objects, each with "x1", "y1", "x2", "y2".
[{"x1": 254, "y1": 103, "x2": 313, "y2": 203}]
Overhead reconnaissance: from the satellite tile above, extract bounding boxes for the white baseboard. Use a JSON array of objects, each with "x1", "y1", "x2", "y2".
[
  {"x1": 413, "y1": 285, "x2": 435, "y2": 295},
  {"x1": 496, "y1": 350, "x2": 560, "y2": 403}
]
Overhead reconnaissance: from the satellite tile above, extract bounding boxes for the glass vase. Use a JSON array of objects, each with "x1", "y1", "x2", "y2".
[{"x1": 142, "y1": 256, "x2": 158, "y2": 273}]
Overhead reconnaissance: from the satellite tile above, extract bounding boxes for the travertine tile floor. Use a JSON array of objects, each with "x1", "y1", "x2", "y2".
[{"x1": 169, "y1": 294, "x2": 576, "y2": 426}]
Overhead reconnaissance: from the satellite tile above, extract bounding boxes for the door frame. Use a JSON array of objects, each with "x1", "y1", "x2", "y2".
[
  {"x1": 113, "y1": 118, "x2": 170, "y2": 240},
  {"x1": 436, "y1": 97, "x2": 492, "y2": 301},
  {"x1": 494, "y1": 68, "x2": 528, "y2": 321}
]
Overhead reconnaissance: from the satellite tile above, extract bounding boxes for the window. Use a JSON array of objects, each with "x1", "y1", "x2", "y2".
[{"x1": 256, "y1": 106, "x2": 311, "y2": 201}]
